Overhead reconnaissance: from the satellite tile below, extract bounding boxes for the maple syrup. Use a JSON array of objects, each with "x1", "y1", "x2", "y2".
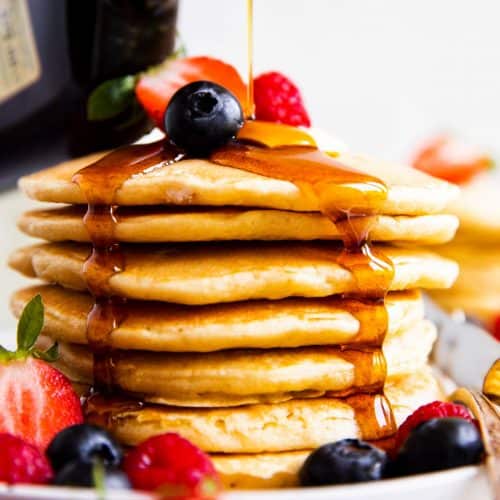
[{"x1": 73, "y1": 140, "x2": 185, "y2": 390}]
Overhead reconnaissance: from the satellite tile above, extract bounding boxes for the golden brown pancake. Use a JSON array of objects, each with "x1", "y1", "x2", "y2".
[
  {"x1": 84, "y1": 367, "x2": 442, "y2": 453},
  {"x1": 38, "y1": 320, "x2": 435, "y2": 407},
  {"x1": 18, "y1": 206, "x2": 459, "y2": 244},
  {"x1": 9, "y1": 242, "x2": 459, "y2": 305},
  {"x1": 11, "y1": 285, "x2": 423, "y2": 351},
  {"x1": 19, "y1": 151, "x2": 459, "y2": 215}
]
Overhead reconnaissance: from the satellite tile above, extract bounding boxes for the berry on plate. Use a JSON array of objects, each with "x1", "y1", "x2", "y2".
[
  {"x1": 0, "y1": 433, "x2": 53, "y2": 485},
  {"x1": 254, "y1": 71, "x2": 311, "y2": 127},
  {"x1": 492, "y1": 315, "x2": 500, "y2": 341},
  {"x1": 0, "y1": 295, "x2": 83, "y2": 451},
  {"x1": 299, "y1": 439, "x2": 388, "y2": 486},
  {"x1": 136, "y1": 56, "x2": 247, "y2": 129},
  {"x1": 54, "y1": 460, "x2": 130, "y2": 489},
  {"x1": 394, "y1": 417, "x2": 484, "y2": 475},
  {"x1": 123, "y1": 433, "x2": 220, "y2": 498},
  {"x1": 412, "y1": 134, "x2": 493, "y2": 184},
  {"x1": 394, "y1": 400, "x2": 474, "y2": 451},
  {"x1": 165, "y1": 81, "x2": 244, "y2": 155},
  {"x1": 47, "y1": 423, "x2": 123, "y2": 473}
]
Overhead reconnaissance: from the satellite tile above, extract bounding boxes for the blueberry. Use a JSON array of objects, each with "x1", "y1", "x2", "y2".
[
  {"x1": 164, "y1": 80, "x2": 244, "y2": 155},
  {"x1": 54, "y1": 460, "x2": 130, "y2": 489},
  {"x1": 395, "y1": 417, "x2": 484, "y2": 475},
  {"x1": 299, "y1": 439, "x2": 389, "y2": 486},
  {"x1": 46, "y1": 424, "x2": 123, "y2": 472}
]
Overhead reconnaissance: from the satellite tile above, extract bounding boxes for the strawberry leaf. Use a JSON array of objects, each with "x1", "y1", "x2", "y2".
[
  {"x1": 87, "y1": 75, "x2": 137, "y2": 121},
  {"x1": 32, "y1": 342, "x2": 59, "y2": 363},
  {"x1": 92, "y1": 458, "x2": 106, "y2": 500},
  {"x1": 17, "y1": 294, "x2": 44, "y2": 352}
]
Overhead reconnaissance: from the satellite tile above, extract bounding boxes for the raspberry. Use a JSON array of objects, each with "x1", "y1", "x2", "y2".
[
  {"x1": 254, "y1": 71, "x2": 311, "y2": 127},
  {"x1": 123, "y1": 433, "x2": 220, "y2": 498},
  {"x1": 395, "y1": 401, "x2": 474, "y2": 451},
  {"x1": 0, "y1": 433, "x2": 53, "y2": 485}
]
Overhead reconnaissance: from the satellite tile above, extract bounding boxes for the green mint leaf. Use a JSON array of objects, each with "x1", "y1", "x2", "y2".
[
  {"x1": 32, "y1": 342, "x2": 59, "y2": 363},
  {"x1": 87, "y1": 75, "x2": 137, "y2": 121},
  {"x1": 17, "y1": 294, "x2": 44, "y2": 352}
]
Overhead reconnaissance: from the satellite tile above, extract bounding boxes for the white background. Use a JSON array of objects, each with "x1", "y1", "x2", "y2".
[
  {"x1": 178, "y1": 0, "x2": 500, "y2": 159},
  {"x1": 1, "y1": 0, "x2": 500, "y2": 335}
]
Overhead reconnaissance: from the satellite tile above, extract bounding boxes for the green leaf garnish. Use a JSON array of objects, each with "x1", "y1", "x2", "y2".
[
  {"x1": 87, "y1": 75, "x2": 137, "y2": 121},
  {"x1": 1, "y1": 294, "x2": 58, "y2": 363},
  {"x1": 17, "y1": 294, "x2": 44, "y2": 352}
]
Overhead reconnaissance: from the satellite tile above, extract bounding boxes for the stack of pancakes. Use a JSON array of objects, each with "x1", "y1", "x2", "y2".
[
  {"x1": 9, "y1": 144, "x2": 459, "y2": 489},
  {"x1": 429, "y1": 175, "x2": 500, "y2": 333}
]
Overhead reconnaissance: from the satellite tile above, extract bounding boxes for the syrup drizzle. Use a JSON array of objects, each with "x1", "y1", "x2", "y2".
[{"x1": 73, "y1": 141, "x2": 185, "y2": 391}]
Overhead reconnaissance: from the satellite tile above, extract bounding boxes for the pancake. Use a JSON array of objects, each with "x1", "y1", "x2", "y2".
[
  {"x1": 447, "y1": 175, "x2": 500, "y2": 242},
  {"x1": 18, "y1": 206, "x2": 459, "y2": 244},
  {"x1": 19, "y1": 150, "x2": 459, "y2": 215},
  {"x1": 11, "y1": 285, "x2": 424, "y2": 351},
  {"x1": 38, "y1": 321, "x2": 435, "y2": 407},
  {"x1": 9, "y1": 242, "x2": 459, "y2": 305},
  {"x1": 84, "y1": 367, "x2": 442, "y2": 453}
]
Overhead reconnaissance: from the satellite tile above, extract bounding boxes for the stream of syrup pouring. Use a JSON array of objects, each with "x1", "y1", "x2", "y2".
[{"x1": 80, "y1": 0, "x2": 396, "y2": 440}]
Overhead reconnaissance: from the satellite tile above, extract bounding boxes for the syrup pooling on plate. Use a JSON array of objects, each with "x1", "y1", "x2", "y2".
[{"x1": 72, "y1": 141, "x2": 185, "y2": 390}]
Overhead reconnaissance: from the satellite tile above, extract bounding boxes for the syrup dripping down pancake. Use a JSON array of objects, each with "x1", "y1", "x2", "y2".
[
  {"x1": 9, "y1": 242, "x2": 458, "y2": 305},
  {"x1": 11, "y1": 285, "x2": 424, "y2": 352},
  {"x1": 18, "y1": 149, "x2": 459, "y2": 215},
  {"x1": 36, "y1": 320, "x2": 436, "y2": 407},
  {"x1": 18, "y1": 206, "x2": 459, "y2": 245}
]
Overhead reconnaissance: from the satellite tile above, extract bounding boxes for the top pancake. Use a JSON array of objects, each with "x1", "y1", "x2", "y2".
[{"x1": 19, "y1": 150, "x2": 459, "y2": 215}]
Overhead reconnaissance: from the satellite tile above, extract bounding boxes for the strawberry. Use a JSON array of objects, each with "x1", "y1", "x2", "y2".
[
  {"x1": 412, "y1": 135, "x2": 493, "y2": 184},
  {"x1": 123, "y1": 433, "x2": 220, "y2": 499},
  {"x1": 0, "y1": 295, "x2": 83, "y2": 451},
  {"x1": 0, "y1": 433, "x2": 53, "y2": 485},
  {"x1": 253, "y1": 71, "x2": 311, "y2": 127},
  {"x1": 394, "y1": 401, "x2": 474, "y2": 451},
  {"x1": 136, "y1": 56, "x2": 248, "y2": 129}
]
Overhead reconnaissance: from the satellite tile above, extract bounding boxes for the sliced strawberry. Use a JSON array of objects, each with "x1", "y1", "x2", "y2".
[
  {"x1": 0, "y1": 295, "x2": 83, "y2": 451},
  {"x1": 412, "y1": 135, "x2": 493, "y2": 184},
  {"x1": 136, "y1": 56, "x2": 247, "y2": 129}
]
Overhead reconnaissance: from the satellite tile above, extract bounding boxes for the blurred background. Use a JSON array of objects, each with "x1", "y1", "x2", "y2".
[{"x1": 1, "y1": 0, "x2": 499, "y2": 333}]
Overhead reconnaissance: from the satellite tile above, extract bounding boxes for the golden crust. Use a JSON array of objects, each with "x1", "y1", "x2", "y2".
[
  {"x1": 18, "y1": 151, "x2": 459, "y2": 215},
  {"x1": 38, "y1": 320, "x2": 435, "y2": 407},
  {"x1": 83, "y1": 368, "x2": 442, "y2": 453},
  {"x1": 9, "y1": 242, "x2": 458, "y2": 305},
  {"x1": 11, "y1": 285, "x2": 423, "y2": 351},
  {"x1": 18, "y1": 206, "x2": 458, "y2": 245}
]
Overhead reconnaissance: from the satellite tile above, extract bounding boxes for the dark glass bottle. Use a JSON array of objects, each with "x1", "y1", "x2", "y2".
[{"x1": 0, "y1": 0, "x2": 178, "y2": 189}]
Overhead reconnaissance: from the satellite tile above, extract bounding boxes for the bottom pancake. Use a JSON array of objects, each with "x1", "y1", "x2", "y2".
[{"x1": 84, "y1": 367, "x2": 442, "y2": 455}]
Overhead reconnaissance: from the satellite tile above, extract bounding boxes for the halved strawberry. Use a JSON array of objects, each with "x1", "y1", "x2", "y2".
[
  {"x1": 136, "y1": 56, "x2": 247, "y2": 129},
  {"x1": 412, "y1": 135, "x2": 493, "y2": 184},
  {"x1": 0, "y1": 295, "x2": 83, "y2": 451}
]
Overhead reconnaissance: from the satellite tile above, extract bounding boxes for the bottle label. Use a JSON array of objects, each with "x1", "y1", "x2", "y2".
[{"x1": 0, "y1": 0, "x2": 40, "y2": 103}]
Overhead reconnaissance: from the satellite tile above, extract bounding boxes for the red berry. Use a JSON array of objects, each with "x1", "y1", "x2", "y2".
[
  {"x1": 136, "y1": 56, "x2": 248, "y2": 129},
  {"x1": 0, "y1": 357, "x2": 83, "y2": 451},
  {"x1": 0, "y1": 433, "x2": 53, "y2": 484},
  {"x1": 395, "y1": 401, "x2": 474, "y2": 451},
  {"x1": 123, "y1": 433, "x2": 220, "y2": 499},
  {"x1": 254, "y1": 71, "x2": 311, "y2": 127},
  {"x1": 412, "y1": 135, "x2": 493, "y2": 184},
  {"x1": 491, "y1": 315, "x2": 500, "y2": 341}
]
